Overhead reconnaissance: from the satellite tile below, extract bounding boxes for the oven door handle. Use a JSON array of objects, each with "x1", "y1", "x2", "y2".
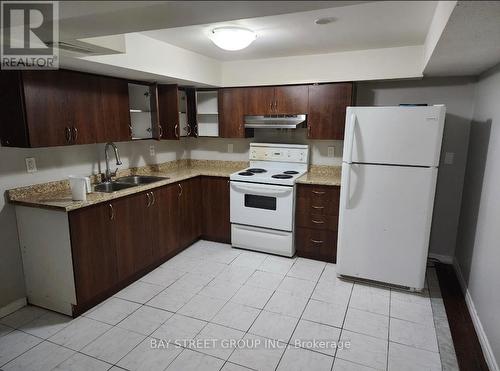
[{"x1": 231, "y1": 182, "x2": 293, "y2": 196}]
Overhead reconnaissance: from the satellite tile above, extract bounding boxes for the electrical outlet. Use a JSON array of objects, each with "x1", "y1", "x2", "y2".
[
  {"x1": 228, "y1": 143, "x2": 234, "y2": 153},
  {"x1": 444, "y1": 152, "x2": 454, "y2": 165},
  {"x1": 149, "y1": 144, "x2": 155, "y2": 156},
  {"x1": 328, "y1": 146, "x2": 335, "y2": 157},
  {"x1": 25, "y1": 157, "x2": 37, "y2": 173}
]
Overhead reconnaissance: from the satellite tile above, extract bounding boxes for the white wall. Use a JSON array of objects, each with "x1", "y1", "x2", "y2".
[
  {"x1": 455, "y1": 63, "x2": 500, "y2": 370},
  {"x1": 187, "y1": 129, "x2": 343, "y2": 166},
  {"x1": 221, "y1": 46, "x2": 425, "y2": 87},
  {"x1": 356, "y1": 77, "x2": 477, "y2": 260},
  {"x1": 0, "y1": 139, "x2": 185, "y2": 309}
]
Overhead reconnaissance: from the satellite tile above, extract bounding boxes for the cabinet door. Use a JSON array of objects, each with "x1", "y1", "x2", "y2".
[
  {"x1": 97, "y1": 76, "x2": 131, "y2": 143},
  {"x1": 179, "y1": 177, "x2": 202, "y2": 249},
  {"x1": 22, "y1": 71, "x2": 71, "y2": 147},
  {"x1": 157, "y1": 84, "x2": 180, "y2": 140},
  {"x1": 69, "y1": 203, "x2": 118, "y2": 305},
  {"x1": 244, "y1": 87, "x2": 275, "y2": 115},
  {"x1": 275, "y1": 85, "x2": 308, "y2": 114},
  {"x1": 113, "y1": 193, "x2": 153, "y2": 279},
  {"x1": 308, "y1": 83, "x2": 353, "y2": 140},
  {"x1": 218, "y1": 88, "x2": 249, "y2": 138},
  {"x1": 63, "y1": 71, "x2": 99, "y2": 145},
  {"x1": 153, "y1": 184, "x2": 181, "y2": 260},
  {"x1": 201, "y1": 177, "x2": 231, "y2": 243}
]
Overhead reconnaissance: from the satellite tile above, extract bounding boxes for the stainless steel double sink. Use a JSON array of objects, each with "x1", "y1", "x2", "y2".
[{"x1": 94, "y1": 175, "x2": 168, "y2": 193}]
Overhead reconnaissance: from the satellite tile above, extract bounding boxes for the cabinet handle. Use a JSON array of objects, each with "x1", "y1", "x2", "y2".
[
  {"x1": 109, "y1": 204, "x2": 115, "y2": 220},
  {"x1": 178, "y1": 183, "x2": 183, "y2": 197},
  {"x1": 146, "y1": 192, "x2": 152, "y2": 207},
  {"x1": 311, "y1": 219, "x2": 324, "y2": 224},
  {"x1": 72, "y1": 127, "x2": 78, "y2": 142},
  {"x1": 65, "y1": 127, "x2": 71, "y2": 143},
  {"x1": 174, "y1": 124, "x2": 179, "y2": 138},
  {"x1": 310, "y1": 239, "x2": 324, "y2": 244},
  {"x1": 158, "y1": 124, "x2": 163, "y2": 138},
  {"x1": 269, "y1": 101, "x2": 272, "y2": 111},
  {"x1": 307, "y1": 124, "x2": 311, "y2": 137},
  {"x1": 311, "y1": 205, "x2": 324, "y2": 210},
  {"x1": 194, "y1": 124, "x2": 198, "y2": 137},
  {"x1": 151, "y1": 191, "x2": 155, "y2": 206},
  {"x1": 186, "y1": 125, "x2": 192, "y2": 136},
  {"x1": 312, "y1": 191, "x2": 326, "y2": 195},
  {"x1": 274, "y1": 101, "x2": 278, "y2": 112}
]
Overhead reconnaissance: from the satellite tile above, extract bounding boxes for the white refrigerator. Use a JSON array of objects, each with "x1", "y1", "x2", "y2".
[{"x1": 337, "y1": 105, "x2": 446, "y2": 291}]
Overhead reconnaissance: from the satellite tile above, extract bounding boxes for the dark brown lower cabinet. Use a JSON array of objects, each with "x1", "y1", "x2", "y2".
[
  {"x1": 201, "y1": 177, "x2": 231, "y2": 243},
  {"x1": 69, "y1": 202, "x2": 118, "y2": 308},
  {"x1": 296, "y1": 227, "x2": 337, "y2": 262},
  {"x1": 179, "y1": 177, "x2": 202, "y2": 249},
  {"x1": 295, "y1": 184, "x2": 340, "y2": 263},
  {"x1": 68, "y1": 176, "x2": 231, "y2": 315},
  {"x1": 154, "y1": 184, "x2": 180, "y2": 260}
]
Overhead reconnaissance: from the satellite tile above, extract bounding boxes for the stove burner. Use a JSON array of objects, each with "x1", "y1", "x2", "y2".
[
  {"x1": 283, "y1": 171, "x2": 299, "y2": 175},
  {"x1": 247, "y1": 168, "x2": 267, "y2": 173},
  {"x1": 272, "y1": 174, "x2": 293, "y2": 179},
  {"x1": 238, "y1": 172, "x2": 255, "y2": 176}
]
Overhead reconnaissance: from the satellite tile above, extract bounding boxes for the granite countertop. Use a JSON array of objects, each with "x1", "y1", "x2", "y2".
[
  {"x1": 296, "y1": 165, "x2": 342, "y2": 186},
  {"x1": 7, "y1": 160, "x2": 247, "y2": 212},
  {"x1": 7, "y1": 160, "x2": 342, "y2": 212}
]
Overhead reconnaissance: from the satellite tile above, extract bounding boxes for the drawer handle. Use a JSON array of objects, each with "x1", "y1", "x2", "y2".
[
  {"x1": 312, "y1": 191, "x2": 325, "y2": 195},
  {"x1": 310, "y1": 239, "x2": 324, "y2": 244},
  {"x1": 311, "y1": 220, "x2": 324, "y2": 224},
  {"x1": 109, "y1": 204, "x2": 115, "y2": 220},
  {"x1": 311, "y1": 205, "x2": 324, "y2": 210}
]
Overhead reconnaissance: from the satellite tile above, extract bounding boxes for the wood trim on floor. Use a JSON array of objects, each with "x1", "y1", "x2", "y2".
[{"x1": 435, "y1": 263, "x2": 490, "y2": 371}]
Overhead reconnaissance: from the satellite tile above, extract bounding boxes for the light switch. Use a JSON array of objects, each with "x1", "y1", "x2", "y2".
[
  {"x1": 328, "y1": 146, "x2": 335, "y2": 157},
  {"x1": 149, "y1": 144, "x2": 155, "y2": 156},
  {"x1": 25, "y1": 157, "x2": 37, "y2": 173},
  {"x1": 444, "y1": 152, "x2": 454, "y2": 165}
]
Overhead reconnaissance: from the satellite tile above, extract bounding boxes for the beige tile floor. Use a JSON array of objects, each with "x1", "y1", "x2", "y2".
[{"x1": 0, "y1": 240, "x2": 458, "y2": 371}]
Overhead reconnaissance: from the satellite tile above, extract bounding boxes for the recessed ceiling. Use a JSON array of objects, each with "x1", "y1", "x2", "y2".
[
  {"x1": 142, "y1": 1, "x2": 437, "y2": 61},
  {"x1": 424, "y1": 1, "x2": 500, "y2": 76}
]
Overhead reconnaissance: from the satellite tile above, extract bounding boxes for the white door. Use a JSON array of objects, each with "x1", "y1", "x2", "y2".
[
  {"x1": 337, "y1": 163, "x2": 438, "y2": 290},
  {"x1": 230, "y1": 181, "x2": 294, "y2": 231},
  {"x1": 343, "y1": 106, "x2": 445, "y2": 167}
]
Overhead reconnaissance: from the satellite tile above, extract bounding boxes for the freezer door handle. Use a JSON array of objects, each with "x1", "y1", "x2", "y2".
[{"x1": 345, "y1": 113, "x2": 356, "y2": 164}]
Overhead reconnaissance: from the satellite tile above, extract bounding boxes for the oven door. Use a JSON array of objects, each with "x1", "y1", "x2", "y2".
[{"x1": 230, "y1": 181, "x2": 294, "y2": 231}]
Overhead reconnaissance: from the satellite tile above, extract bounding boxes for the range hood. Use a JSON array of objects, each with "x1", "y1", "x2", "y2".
[{"x1": 244, "y1": 114, "x2": 306, "y2": 129}]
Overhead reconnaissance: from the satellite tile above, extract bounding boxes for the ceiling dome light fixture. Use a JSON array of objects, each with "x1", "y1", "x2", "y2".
[{"x1": 209, "y1": 27, "x2": 257, "y2": 51}]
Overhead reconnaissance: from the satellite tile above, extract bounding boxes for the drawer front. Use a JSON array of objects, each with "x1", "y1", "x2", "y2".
[
  {"x1": 295, "y1": 212, "x2": 338, "y2": 231},
  {"x1": 295, "y1": 227, "x2": 337, "y2": 263},
  {"x1": 296, "y1": 184, "x2": 340, "y2": 216}
]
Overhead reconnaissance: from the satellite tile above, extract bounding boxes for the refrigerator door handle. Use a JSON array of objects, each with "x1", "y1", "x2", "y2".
[
  {"x1": 344, "y1": 163, "x2": 352, "y2": 209},
  {"x1": 345, "y1": 113, "x2": 356, "y2": 164}
]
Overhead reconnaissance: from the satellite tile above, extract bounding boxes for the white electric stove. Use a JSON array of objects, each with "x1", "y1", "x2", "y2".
[{"x1": 230, "y1": 143, "x2": 309, "y2": 257}]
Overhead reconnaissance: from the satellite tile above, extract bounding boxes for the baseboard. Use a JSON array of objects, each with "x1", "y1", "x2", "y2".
[
  {"x1": 453, "y1": 258, "x2": 499, "y2": 371},
  {"x1": 0, "y1": 297, "x2": 27, "y2": 318},
  {"x1": 428, "y1": 253, "x2": 454, "y2": 264}
]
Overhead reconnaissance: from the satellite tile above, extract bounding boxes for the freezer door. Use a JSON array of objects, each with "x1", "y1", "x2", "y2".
[
  {"x1": 343, "y1": 106, "x2": 445, "y2": 167},
  {"x1": 337, "y1": 163, "x2": 438, "y2": 290}
]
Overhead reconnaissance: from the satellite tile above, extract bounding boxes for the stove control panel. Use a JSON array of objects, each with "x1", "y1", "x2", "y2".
[{"x1": 250, "y1": 143, "x2": 309, "y2": 164}]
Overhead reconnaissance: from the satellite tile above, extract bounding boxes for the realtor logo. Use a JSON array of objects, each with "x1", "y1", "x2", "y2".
[{"x1": 1, "y1": 1, "x2": 59, "y2": 69}]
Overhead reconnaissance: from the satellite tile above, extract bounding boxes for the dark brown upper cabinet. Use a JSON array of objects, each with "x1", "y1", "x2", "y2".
[
  {"x1": 156, "y1": 85, "x2": 197, "y2": 140},
  {"x1": 128, "y1": 82, "x2": 162, "y2": 141},
  {"x1": 0, "y1": 70, "x2": 132, "y2": 147},
  {"x1": 307, "y1": 83, "x2": 354, "y2": 140},
  {"x1": 245, "y1": 85, "x2": 308, "y2": 115},
  {"x1": 96, "y1": 76, "x2": 131, "y2": 143},
  {"x1": 218, "y1": 88, "x2": 253, "y2": 138}
]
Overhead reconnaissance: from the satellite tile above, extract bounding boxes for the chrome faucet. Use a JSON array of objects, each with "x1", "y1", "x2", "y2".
[{"x1": 104, "y1": 142, "x2": 122, "y2": 182}]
